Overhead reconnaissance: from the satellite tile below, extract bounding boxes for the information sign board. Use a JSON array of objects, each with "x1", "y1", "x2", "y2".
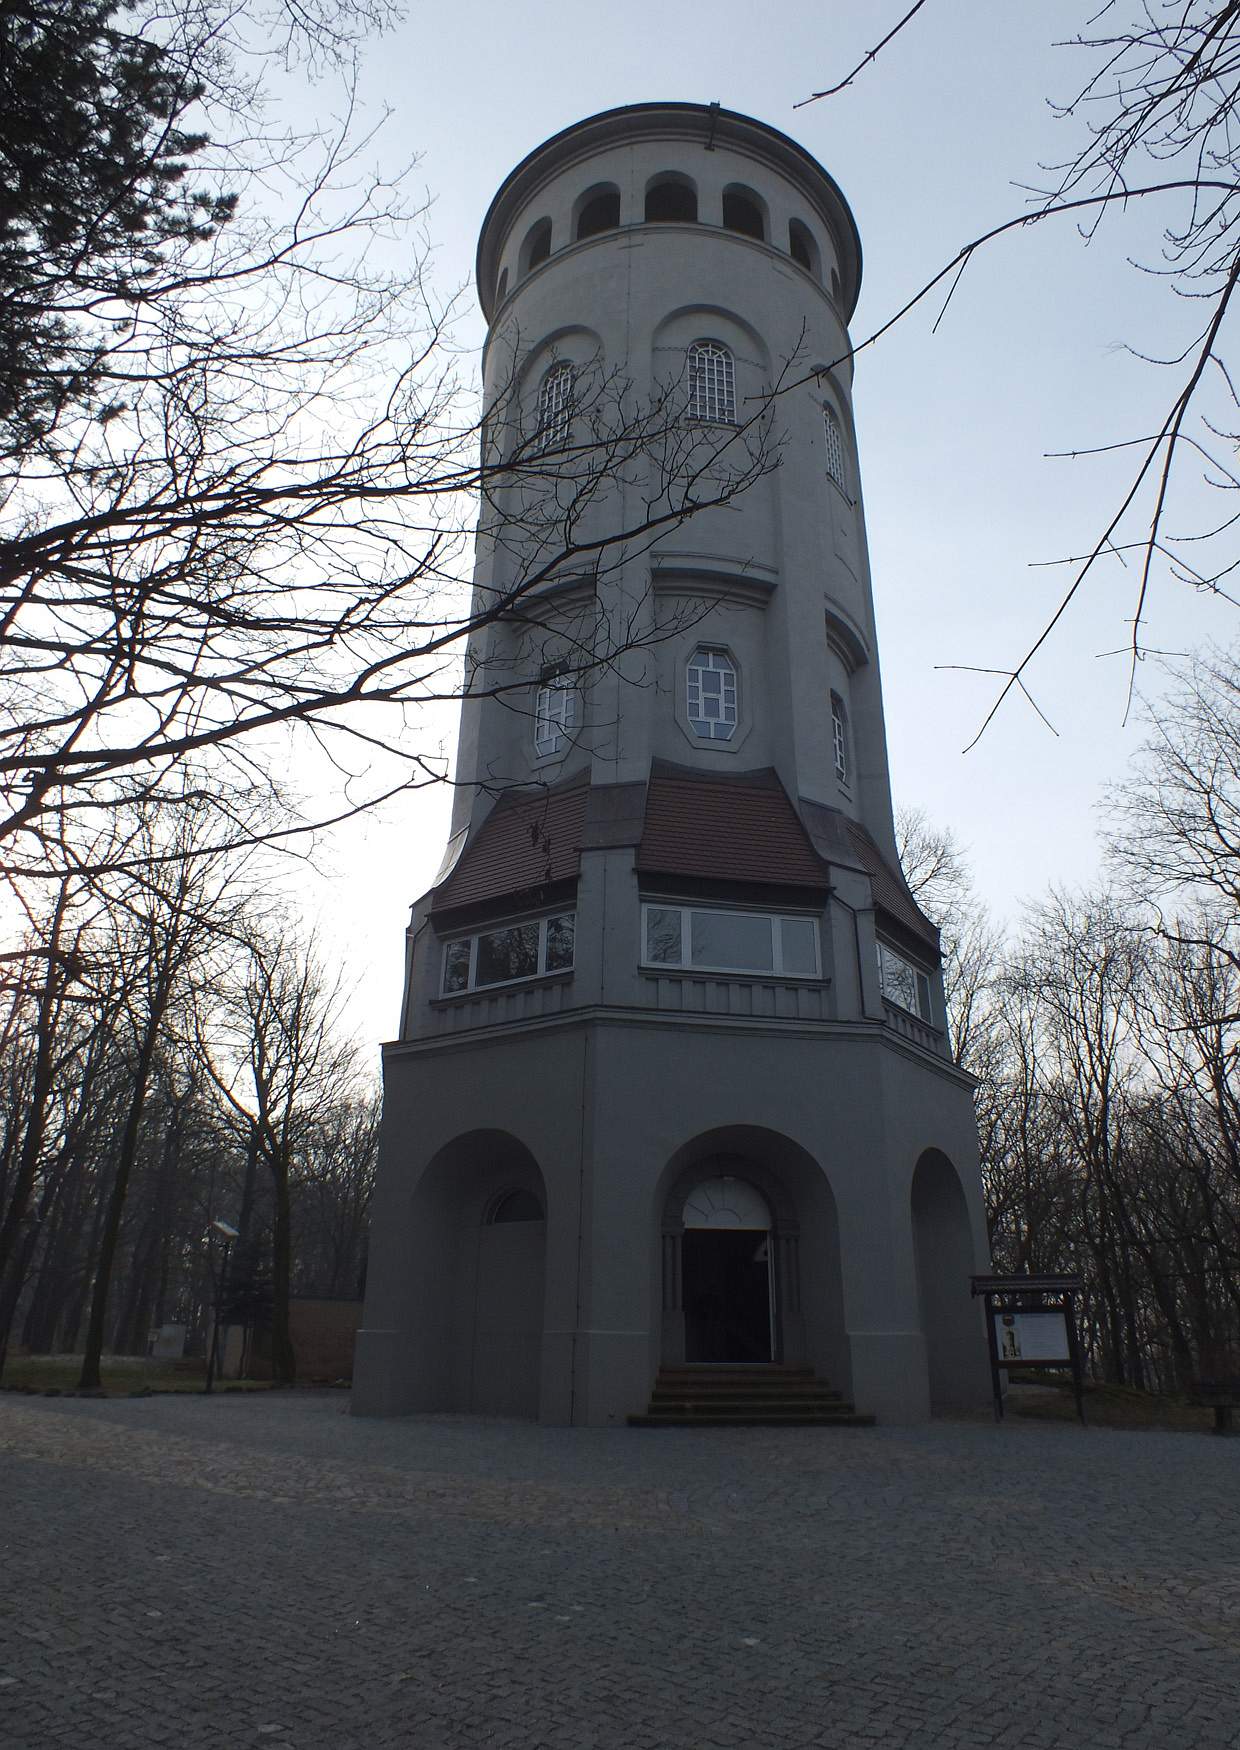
[
  {"x1": 994, "y1": 1309, "x2": 1071, "y2": 1365},
  {"x1": 971, "y1": 1274, "x2": 1086, "y2": 1424}
]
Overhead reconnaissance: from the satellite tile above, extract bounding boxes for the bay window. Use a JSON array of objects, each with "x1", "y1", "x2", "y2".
[
  {"x1": 642, "y1": 904, "x2": 820, "y2": 978},
  {"x1": 441, "y1": 913, "x2": 575, "y2": 995},
  {"x1": 876, "y1": 939, "x2": 932, "y2": 1021}
]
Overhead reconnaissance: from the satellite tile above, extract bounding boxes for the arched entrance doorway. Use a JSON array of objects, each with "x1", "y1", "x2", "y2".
[{"x1": 682, "y1": 1177, "x2": 774, "y2": 1363}]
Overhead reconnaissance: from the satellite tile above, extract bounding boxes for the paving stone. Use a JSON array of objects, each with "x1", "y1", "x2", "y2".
[{"x1": 1, "y1": 1394, "x2": 1239, "y2": 1747}]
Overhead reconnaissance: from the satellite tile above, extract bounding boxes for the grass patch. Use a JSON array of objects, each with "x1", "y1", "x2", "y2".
[
  {"x1": 0, "y1": 1353, "x2": 272, "y2": 1396},
  {"x1": 1007, "y1": 1377, "x2": 1226, "y2": 1434}
]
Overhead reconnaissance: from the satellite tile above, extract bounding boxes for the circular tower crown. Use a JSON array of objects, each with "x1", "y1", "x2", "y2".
[{"x1": 475, "y1": 101, "x2": 863, "y2": 325}]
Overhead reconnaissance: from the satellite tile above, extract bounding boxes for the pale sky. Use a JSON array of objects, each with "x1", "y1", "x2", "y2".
[{"x1": 295, "y1": 1, "x2": 1236, "y2": 1055}]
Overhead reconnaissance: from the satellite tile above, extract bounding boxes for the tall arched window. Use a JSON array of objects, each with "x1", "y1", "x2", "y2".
[
  {"x1": 686, "y1": 341, "x2": 735, "y2": 424},
  {"x1": 686, "y1": 647, "x2": 738, "y2": 741},
  {"x1": 534, "y1": 669, "x2": 577, "y2": 758},
  {"x1": 496, "y1": 267, "x2": 509, "y2": 303},
  {"x1": 537, "y1": 362, "x2": 574, "y2": 452},
  {"x1": 823, "y1": 403, "x2": 847, "y2": 491},
  {"x1": 831, "y1": 691, "x2": 849, "y2": 783}
]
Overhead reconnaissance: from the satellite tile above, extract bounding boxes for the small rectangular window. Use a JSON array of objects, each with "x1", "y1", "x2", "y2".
[
  {"x1": 476, "y1": 922, "x2": 539, "y2": 988},
  {"x1": 690, "y1": 909, "x2": 774, "y2": 972},
  {"x1": 645, "y1": 906, "x2": 683, "y2": 964},
  {"x1": 642, "y1": 905, "x2": 820, "y2": 979},
  {"x1": 443, "y1": 938, "x2": 471, "y2": 994},
  {"x1": 823, "y1": 404, "x2": 847, "y2": 491},
  {"x1": 535, "y1": 671, "x2": 577, "y2": 759},
  {"x1": 545, "y1": 913, "x2": 575, "y2": 971},
  {"x1": 831, "y1": 693, "x2": 848, "y2": 784},
  {"x1": 441, "y1": 913, "x2": 575, "y2": 996},
  {"x1": 876, "y1": 940, "x2": 932, "y2": 1021},
  {"x1": 779, "y1": 916, "x2": 818, "y2": 978}
]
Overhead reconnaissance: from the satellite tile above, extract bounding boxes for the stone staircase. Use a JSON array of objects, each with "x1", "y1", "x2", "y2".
[{"x1": 628, "y1": 1365, "x2": 875, "y2": 1428}]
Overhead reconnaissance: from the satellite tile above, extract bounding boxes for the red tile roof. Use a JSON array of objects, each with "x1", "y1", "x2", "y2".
[
  {"x1": 432, "y1": 773, "x2": 589, "y2": 912},
  {"x1": 637, "y1": 768, "x2": 827, "y2": 889},
  {"x1": 840, "y1": 817, "x2": 939, "y2": 950}
]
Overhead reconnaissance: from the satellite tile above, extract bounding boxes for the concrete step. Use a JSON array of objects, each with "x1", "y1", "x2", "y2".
[
  {"x1": 632, "y1": 1364, "x2": 874, "y2": 1429},
  {"x1": 629, "y1": 1411, "x2": 875, "y2": 1428},
  {"x1": 651, "y1": 1382, "x2": 845, "y2": 1397}
]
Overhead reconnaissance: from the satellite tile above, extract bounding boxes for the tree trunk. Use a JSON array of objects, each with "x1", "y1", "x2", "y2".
[
  {"x1": 269, "y1": 1152, "x2": 296, "y2": 1386},
  {"x1": 0, "y1": 885, "x2": 71, "y2": 1377},
  {"x1": 78, "y1": 1029, "x2": 160, "y2": 1390}
]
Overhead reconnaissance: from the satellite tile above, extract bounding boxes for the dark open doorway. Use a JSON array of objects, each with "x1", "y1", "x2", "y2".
[{"x1": 683, "y1": 1229, "x2": 774, "y2": 1362}]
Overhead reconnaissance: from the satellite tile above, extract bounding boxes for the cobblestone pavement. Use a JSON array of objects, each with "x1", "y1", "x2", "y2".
[{"x1": 2, "y1": 1394, "x2": 1238, "y2": 1750}]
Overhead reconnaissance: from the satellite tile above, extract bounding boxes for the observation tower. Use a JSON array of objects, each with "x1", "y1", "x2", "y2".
[{"x1": 353, "y1": 103, "x2": 989, "y2": 1425}]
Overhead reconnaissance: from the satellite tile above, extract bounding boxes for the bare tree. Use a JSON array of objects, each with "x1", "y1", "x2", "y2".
[
  {"x1": 802, "y1": 4, "x2": 1240, "y2": 739},
  {"x1": 200, "y1": 925, "x2": 362, "y2": 1384},
  {"x1": 895, "y1": 805, "x2": 1003, "y2": 1069},
  {"x1": 1109, "y1": 646, "x2": 1240, "y2": 946},
  {"x1": 0, "y1": 1, "x2": 782, "y2": 899}
]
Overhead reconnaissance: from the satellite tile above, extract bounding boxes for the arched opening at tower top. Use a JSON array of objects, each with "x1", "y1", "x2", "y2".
[
  {"x1": 645, "y1": 174, "x2": 697, "y2": 223},
  {"x1": 789, "y1": 218, "x2": 819, "y2": 278},
  {"x1": 722, "y1": 185, "x2": 766, "y2": 240},
  {"x1": 575, "y1": 184, "x2": 621, "y2": 240}
]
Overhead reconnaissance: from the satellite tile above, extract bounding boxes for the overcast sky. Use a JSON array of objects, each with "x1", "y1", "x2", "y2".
[{"x1": 296, "y1": 1, "x2": 1235, "y2": 1052}]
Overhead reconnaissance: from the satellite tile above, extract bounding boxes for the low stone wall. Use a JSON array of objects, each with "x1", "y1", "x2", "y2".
[{"x1": 289, "y1": 1297, "x2": 362, "y2": 1382}]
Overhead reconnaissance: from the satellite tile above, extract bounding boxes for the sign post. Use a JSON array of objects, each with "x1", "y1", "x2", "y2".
[{"x1": 970, "y1": 1274, "x2": 1086, "y2": 1425}]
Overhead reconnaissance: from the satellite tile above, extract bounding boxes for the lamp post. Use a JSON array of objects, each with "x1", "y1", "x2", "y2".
[{"x1": 204, "y1": 1219, "x2": 240, "y2": 1394}]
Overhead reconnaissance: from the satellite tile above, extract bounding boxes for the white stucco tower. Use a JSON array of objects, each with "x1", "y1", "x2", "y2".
[{"x1": 354, "y1": 103, "x2": 990, "y2": 1425}]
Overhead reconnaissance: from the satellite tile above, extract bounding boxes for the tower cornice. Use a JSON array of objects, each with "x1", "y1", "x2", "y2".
[{"x1": 475, "y1": 101, "x2": 863, "y2": 324}]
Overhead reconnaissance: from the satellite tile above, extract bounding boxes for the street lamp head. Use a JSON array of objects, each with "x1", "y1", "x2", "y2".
[{"x1": 210, "y1": 1219, "x2": 240, "y2": 1241}]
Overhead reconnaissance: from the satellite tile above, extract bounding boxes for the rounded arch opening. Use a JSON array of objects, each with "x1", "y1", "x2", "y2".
[
  {"x1": 655, "y1": 1126, "x2": 847, "y2": 1387},
  {"x1": 645, "y1": 173, "x2": 698, "y2": 224},
  {"x1": 789, "y1": 218, "x2": 820, "y2": 278},
  {"x1": 520, "y1": 217, "x2": 552, "y2": 276},
  {"x1": 487, "y1": 1186, "x2": 545, "y2": 1224},
  {"x1": 683, "y1": 1176, "x2": 770, "y2": 1229},
  {"x1": 722, "y1": 184, "x2": 766, "y2": 241},
  {"x1": 405, "y1": 1128, "x2": 549, "y2": 1417},
  {"x1": 575, "y1": 183, "x2": 621, "y2": 240},
  {"x1": 911, "y1": 1148, "x2": 982, "y2": 1412}
]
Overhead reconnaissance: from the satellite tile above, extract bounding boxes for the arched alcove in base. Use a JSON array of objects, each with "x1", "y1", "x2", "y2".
[
  {"x1": 406, "y1": 1129, "x2": 547, "y2": 1418},
  {"x1": 911, "y1": 1148, "x2": 980, "y2": 1412}
]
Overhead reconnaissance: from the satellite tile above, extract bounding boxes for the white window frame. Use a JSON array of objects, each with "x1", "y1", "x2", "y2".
[
  {"x1": 686, "y1": 340, "x2": 735, "y2": 424},
  {"x1": 441, "y1": 912, "x2": 575, "y2": 997},
  {"x1": 831, "y1": 691, "x2": 849, "y2": 783},
  {"x1": 534, "y1": 671, "x2": 577, "y2": 759},
  {"x1": 876, "y1": 939, "x2": 933, "y2": 1021},
  {"x1": 537, "y1": 362, "x2": 574, "y2": 453},
  {"x1": 686, "y1": 645, "x2": 739, "y2": 741},
  {"x1": 641, "y1": 904, "x2": 821, "y2": 980},
  {"x1": 823, "y1": 402, "x2": 848, "y2": 492}
]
